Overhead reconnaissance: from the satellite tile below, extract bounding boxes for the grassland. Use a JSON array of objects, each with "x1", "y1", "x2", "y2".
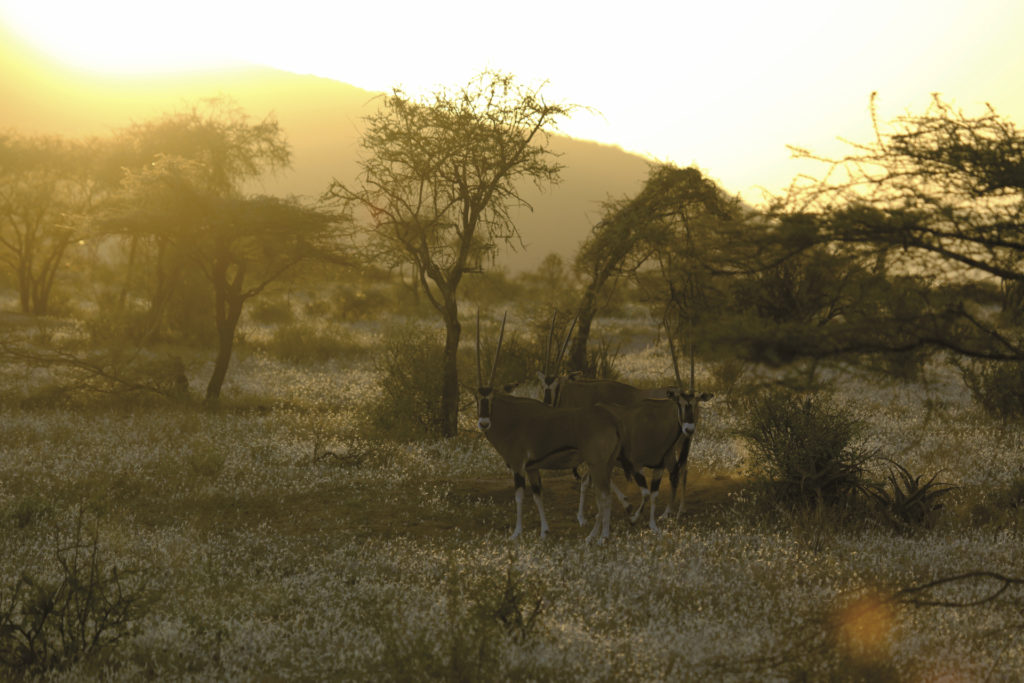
[{"x1": 1, "y1": 311, "x2": 1023, "y2": 681}]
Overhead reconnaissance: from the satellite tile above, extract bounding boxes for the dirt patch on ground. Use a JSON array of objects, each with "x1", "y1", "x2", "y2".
[
  {"x1": 327, "y1": 470, "x2": 750, "y2": 540},
  {"x1": 148, "y1": 470, "x2": 748, "y2": 542}
]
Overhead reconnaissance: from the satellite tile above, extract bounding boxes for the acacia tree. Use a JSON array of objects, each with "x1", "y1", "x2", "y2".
[
  {"x1": 103, "y1": 98, "x2": 293, "y2": 341},
  {"x1": 777, "y1": 94, "x2": 1024, "y2": 362},
  {"x1": 100, "y1": 102, "x2": 343, "y2": 400},
  {"x1": 0, "y1": 134, "x2": 101, "y2": 314},
  {"x1": 568, "y1": 164, "x2": 738, "y2": 374},
  {"x1": 325, "y1": 71, "x2": 576, "y2": 436}
]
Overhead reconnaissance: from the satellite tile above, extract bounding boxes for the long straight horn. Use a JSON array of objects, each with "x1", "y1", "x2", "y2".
[
  {"x1": 487, "y1": 312, "x2": 508, "y2": 387},
  {"x1": 689, "y1": 340, "x2": 695, "y2": 393},
  {"x1": 554, "y1": 313, "x2": 578, "y2": 374},
  {"x1": 476, "y1": 309, "x2": 483, "y2": 387},
  {"x1": 666, "y1": 327, "x2": 684, "y2": 388},
  {"x1": 544, "y1": 310, "x2": 557, "y2": 375}
]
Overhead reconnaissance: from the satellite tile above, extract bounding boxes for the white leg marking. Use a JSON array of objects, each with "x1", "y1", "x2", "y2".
[
  {"x1": 510, "y1": 487, "x2": 524, "y2": 540},
  {"x1": 533, "y1": 491, "x2": 549, "y2": 538},
  {"x1": 577, "y1": 473, "x2": 591, "y2": 526},
  {"x1": 611, "y1": 481, "x2": 630, "y2": 512},
  {"x1": 675, "y1": 464, "x2": 688, "y2": 520},
  {"x1": 658, "y1": 491, "x2": 673, "y2": 522},
  {"x1": 648, "y1": 490, "x2": 661, "y2": 533},
  {"x1": 630, "y1": 488, "x2": 649, "y2": 524},
  {"x1": 587, "y1": 488, "x2": 606, "y2": 543}
]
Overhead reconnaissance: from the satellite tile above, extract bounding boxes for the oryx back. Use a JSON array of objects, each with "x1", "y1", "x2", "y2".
[
  {"x1": 485, "y1": 394, "x2": 619, "y2": 473},
  {"x1": 603, "y1": 398, "x2": 682, "y2": 470}
]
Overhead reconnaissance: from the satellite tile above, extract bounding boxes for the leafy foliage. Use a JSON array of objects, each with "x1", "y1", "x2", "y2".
[
  {"x1": 358, "y1": 323, "x2": 446, "y2": 440},
  {"x1": 325, "y1": 71, "x2": 576, "y2": 436},
  {"x1": 775, "y1": 95, "x2": 1024, "y2": 370},
  {"x1": 866, "y1": 460, "x2": 955, "y2": 531},
  {"x1": 957, "y1": 358, "x2": 1024, "y2": 421},
  {"x1": 740, "y1": 389, "x2": 872, "y2": 507}
]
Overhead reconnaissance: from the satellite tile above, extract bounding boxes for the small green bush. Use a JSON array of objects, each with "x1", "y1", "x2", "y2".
[
  {"x1": 359, "y1": 324, "x2": 446, "y2": 440},
  {"x1": 258, "y1": 322, "x2": 367, "y2": 365},
  {"x1": 248, "y1": 297, "x2": 296, "y2": 326},
  {"x1": 958, "y1": 359, "x2": 1024, "y2": 421},
  {"x1": 740, "y1": 389, "x2": 872, "y2": 508}
]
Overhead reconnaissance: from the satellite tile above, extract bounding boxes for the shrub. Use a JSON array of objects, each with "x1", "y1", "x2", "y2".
[
  {"x1": 581, "y1": 335, "x2": 620, "y2": 380},
  {"x1": 866, "y1": 459, "x2": 955, "y2": 531},
  {"x1": 359, "y1": 323, "x2": 445, "y2": 440},
  {"x1": 739, "y1": 389, "x2": 872, "y2": 508},
  {"x1": 257, "y1": 322, "x2": 368, "y2": 365},
  {"x1": 0, "y1": 514, "x2": 152, "y2": 676},
  {"x1": 248, "y1": 297, "x2": 296, "y2": 326},
  {"x1": 958, "y1": 359, "x2": 1024, "y2": 421}
]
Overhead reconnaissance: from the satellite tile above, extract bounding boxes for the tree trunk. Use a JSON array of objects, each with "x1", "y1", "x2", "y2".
[
  {"x1": 439, "y1": 299, "x2": 462, "y2": 437},
  {"x1": 205, "y1": 261, "x2": 245, "y2": 401},
  {"x1": 17, "y1": 260, "x2": 31, "y2": 314},
  {"x1": 567, "y1": 281, "x2": 600, "y2": 375},
  {"x1": 205, "y1": 293, "x2": 243, "y2": 400}
]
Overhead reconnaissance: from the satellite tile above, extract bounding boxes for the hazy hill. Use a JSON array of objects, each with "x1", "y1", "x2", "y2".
[{"x1": 1, "y1": 27, "x2": 651, "y2": 272}]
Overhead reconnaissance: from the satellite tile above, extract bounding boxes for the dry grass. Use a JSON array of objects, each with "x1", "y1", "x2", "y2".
[{"x1": 1, "y1": 314, "x2": 1023, "y2": 680}]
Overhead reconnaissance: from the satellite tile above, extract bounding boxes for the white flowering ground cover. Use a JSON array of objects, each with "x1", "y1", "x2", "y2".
[{"x1": 1, "y1": 316, "x2": 1023, "y2": 681}]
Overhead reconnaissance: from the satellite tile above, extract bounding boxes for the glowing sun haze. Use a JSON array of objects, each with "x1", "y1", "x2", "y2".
[{"x1": 2, "y1": 0, "x2": 1023, "y2": 198}]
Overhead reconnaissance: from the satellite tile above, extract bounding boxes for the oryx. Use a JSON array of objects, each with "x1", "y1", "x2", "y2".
[
  {"x1": 475, "y1": 312, "x2": 622, "y2": 543},
  {"x1": 537, "y1": 313, "x2": 673, "y2": 524},
  {"x1": 599, "y1": 388, "x2": 713, "y2": 531},
  {"x1": 538, "y1": 316, "x2": 712, "y2": 530}
]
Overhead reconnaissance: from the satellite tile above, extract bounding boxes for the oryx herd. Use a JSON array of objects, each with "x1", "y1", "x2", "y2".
[{"x1": 475, "y1": 312, "x2": 713, "y2": 544}]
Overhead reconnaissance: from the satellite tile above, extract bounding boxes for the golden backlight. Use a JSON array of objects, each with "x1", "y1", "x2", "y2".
[
  {"x1": 2, "y1": 0, "x2": 1023, "y2": 200},
  {"x1": 0, "y1": 1, "x2": 240, "y2": 74}
]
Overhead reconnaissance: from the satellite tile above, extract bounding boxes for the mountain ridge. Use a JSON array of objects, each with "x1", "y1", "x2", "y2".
[{"x1": 1, "y1": 30, "x2": 652, "y2": 271}]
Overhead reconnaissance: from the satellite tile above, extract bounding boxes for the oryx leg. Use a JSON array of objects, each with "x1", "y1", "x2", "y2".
[
  {"x1": 629, "y1": 469, "x2": 651, "y2": 525},
  {"x1": 661, "y1": 461, "x2": 690, "y2": 523},
  {"x1": 579, "y1": 473, "x2": 630, "y2": 525},
  {"x1": 647, "y1": 468, "x2": 664, "y2": 533},
  {"x1": 577, "y1": 472, "x2": 590, "y2": 525},
  {"x1": 661, "y1": 441, "x2": 691, "y2": 522},
  {"x1": 527, "y1": 470, "x2": 550, "y2": 538},
  {"x1": 510, "y1": 472, "x2": 526, "y2": 540},
  {"x1": 674, "y1": 462, "x2": 689, "y2": 520},
  {"x1": 586, "y1": 486, "x2": 612, "y2": 545}
]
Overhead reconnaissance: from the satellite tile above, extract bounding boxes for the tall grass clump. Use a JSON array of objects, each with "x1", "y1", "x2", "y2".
[
  {"x1": 866, "y1": 459, "x2": 955, "y2": 531},
  {"x1": 957, "y1": 358, "x2": 1024, "y2": 421},
  {"x1": 0, "y1": 513, "x2": 153, "y2": 677},
  {"x1": 359, "y1": 323, "x2": 445, "y2": 440},
  {"x1": 739, "y1": 389, "x2": 872, "y2": 509},
  {"x1": 256, "y1": 321, "x2": 369, "y2": 365}
]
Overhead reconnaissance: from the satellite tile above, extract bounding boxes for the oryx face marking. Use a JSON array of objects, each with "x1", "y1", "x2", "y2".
[
  {"x1": 537, "y1": 372, "x2": 561, "y2": 406},
  {"x1": 477, "y1": 387, "x2": 495, "y2": 431},
  {"x1": 666, "y1": 389, "x2": 713, "y2": 437}
]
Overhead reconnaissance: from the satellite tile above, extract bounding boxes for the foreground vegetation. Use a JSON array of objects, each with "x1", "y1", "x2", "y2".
[
  {"x1": 4, "y1": 62, "x2": 1024, "y2": 679},
  {"x1": 1, "y1": 305, "x2": 1023, "y2": 681}
]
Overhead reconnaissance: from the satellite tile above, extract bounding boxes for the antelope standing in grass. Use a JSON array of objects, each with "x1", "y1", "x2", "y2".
[
  {"x1": 475, "y1": 313, "x2": 622, "y2": 543},
  {"x1": 539, "y1": 315, "x2": 711, "y2": 530}
]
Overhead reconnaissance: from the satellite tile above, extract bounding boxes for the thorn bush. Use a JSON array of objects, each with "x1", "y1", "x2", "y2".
[{"x1": 739, "y1": 389, "x2": 872, "y2": 508}]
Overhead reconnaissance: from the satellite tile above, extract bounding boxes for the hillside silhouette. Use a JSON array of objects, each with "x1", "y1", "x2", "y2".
[{"x1": 0, "y1": 27, "x2": 650, "y2": 272}]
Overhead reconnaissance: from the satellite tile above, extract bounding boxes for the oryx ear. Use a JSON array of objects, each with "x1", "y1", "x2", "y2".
[
  {"x1": 536, "y1": 370, "x2": 546, "y2": 382},
  {"x1": 665, "y1": 388, "x2": 677, "y2": 398},
  {"x1": 568, "y1": 370, "x2": 583, "y2": 380},
  {"x1": 503, "y1": 382, "x2": 520, "y2": 394},
  {"x1": 699, "y1": 392, "x2": 714, "y2": 401}
]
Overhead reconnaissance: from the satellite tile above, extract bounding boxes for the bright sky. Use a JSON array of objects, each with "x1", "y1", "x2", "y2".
[{"x1": 2, "y1": 0, "x2": 1023, "y2": 199}]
